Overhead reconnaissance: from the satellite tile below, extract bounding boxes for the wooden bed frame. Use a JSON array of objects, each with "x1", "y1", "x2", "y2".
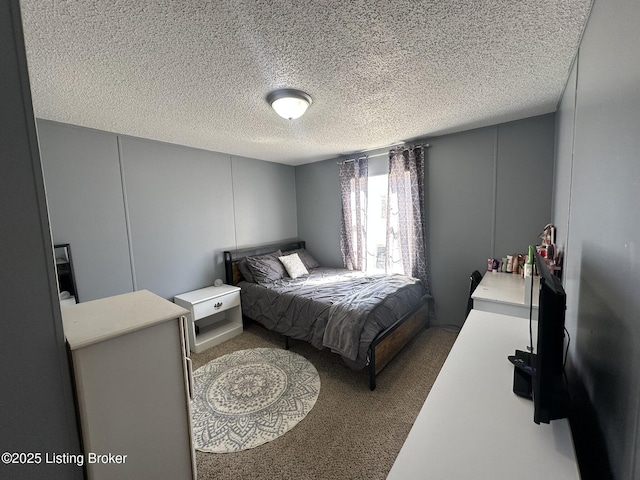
[{"x1": 223, "y1": 240, "x2": 430, "y2": 390}]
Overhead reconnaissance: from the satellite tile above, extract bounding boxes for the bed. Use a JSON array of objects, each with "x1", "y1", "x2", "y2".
[{"x1": 223, "y1": 240, "x2": 431, "y2": 390}]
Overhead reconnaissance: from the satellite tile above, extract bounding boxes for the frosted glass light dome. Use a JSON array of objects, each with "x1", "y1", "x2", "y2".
[{"x1": 267, "y1": 89, "x2": 312, "y2": 120}]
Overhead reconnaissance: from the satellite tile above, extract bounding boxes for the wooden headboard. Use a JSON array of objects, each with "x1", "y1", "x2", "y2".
[{"x1": 223, "y1": 239, "x2": 306, "y2": 285}]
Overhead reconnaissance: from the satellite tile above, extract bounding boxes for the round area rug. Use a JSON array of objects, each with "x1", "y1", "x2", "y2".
[{"x1": 191, "y1": 348, "x2": 320, "y2": 453}]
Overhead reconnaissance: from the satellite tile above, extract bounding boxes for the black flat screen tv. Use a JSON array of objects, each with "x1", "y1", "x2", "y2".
[{"x1": 532, "y1": 250, "x2": 569, "y2": 424}]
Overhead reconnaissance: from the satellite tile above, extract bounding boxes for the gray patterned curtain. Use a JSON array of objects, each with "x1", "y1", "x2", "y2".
[
  {"x1": 339, "y1": 157, "x2": 368, "y2": 270},
  {"x1": 386, "y1": 146, "x2": 431, "y2": 298}
]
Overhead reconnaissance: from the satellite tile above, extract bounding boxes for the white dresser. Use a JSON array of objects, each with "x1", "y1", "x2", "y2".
[
  {"x1": 174, "y1": 284, "x2": 243, "y2": 353},
  {"x1": 62, "y1": 290, "x2": 196, "y2": 480}
]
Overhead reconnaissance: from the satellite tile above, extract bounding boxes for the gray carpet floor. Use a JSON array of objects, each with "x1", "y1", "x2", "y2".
[{"x1": 191, "y1": 323, "x2": 458, "y2": 480}]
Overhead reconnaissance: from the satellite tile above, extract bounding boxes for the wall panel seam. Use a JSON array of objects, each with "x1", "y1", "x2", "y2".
[
  {"x1": 491, "y1": 127, "x2": 498, "y2": 258},
  {"x1": 564, "y1": 52, "x2": 579, "y2": 280},
  {"x1": 229, "y1": 156, "x2": 238, "y2": 250},
  {"x1": 117, "y1": 136, "x2": 137, "y2": 290}
]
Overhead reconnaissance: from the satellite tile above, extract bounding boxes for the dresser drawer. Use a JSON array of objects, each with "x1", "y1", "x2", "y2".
[{"x1": 193, "y1": 291, "x2": 240, "y2": 319}]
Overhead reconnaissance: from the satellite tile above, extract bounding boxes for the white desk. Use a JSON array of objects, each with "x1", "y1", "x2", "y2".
[
  {"x1": 387, "y1": 310, "x2": 579, "y2": 480},
  {"x1": 472, "y1": 271, "x2": 539, "y2": 319}
]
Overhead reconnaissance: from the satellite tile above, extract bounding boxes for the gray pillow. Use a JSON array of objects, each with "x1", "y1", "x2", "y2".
[
  {"x1": 245, "y1": 250, "x2": 286, "y2": 283},
  {"x1": 286, "y1": 248, "x2": 320, "y2": 269},
  {"x1": 237, "y1": 258, "x2": 255, "y2": 283}
]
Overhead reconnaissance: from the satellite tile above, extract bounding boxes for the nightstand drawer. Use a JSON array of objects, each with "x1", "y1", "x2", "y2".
[{"x1": 193, "y1": 291, "x2": 240, "y2": 319}]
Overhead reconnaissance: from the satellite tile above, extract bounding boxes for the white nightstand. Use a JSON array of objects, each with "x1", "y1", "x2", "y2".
[{"x1": 174, "y1": 284, "x2": 242, "y2": 353}]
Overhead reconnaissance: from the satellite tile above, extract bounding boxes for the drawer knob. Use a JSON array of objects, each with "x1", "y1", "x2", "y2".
[{"x1": 214, "y1": 302, "x2": 223, "y2": 309}]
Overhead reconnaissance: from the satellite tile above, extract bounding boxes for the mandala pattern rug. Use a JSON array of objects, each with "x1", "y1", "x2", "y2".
[{"x1": 191, "y1": 348, "x2": 320, "y2": 453}]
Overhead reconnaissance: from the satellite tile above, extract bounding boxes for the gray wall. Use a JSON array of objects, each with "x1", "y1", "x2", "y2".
[
  {"x1": 296, "y1": 114, "x2": 556, "y2": 326},
  {"x1": 37, "y1": 122, "x2": 134, "y2": 300},
  {"x1": 118, "y1": 136, "x2": 236, "y2": 299},
  {"x1": 427, "y1": 127, "x2": 496, "y2": 325},
  {"x1": 429, "y1": 115, "x2": 555, "y2": 326},
  {"x1": 295, "y1": 158, "x2": 343, "y2": 267},
  {"x1": 0, "y1": 1, "x2": 82, "y2": 478},
  {"x1": 494, "y1": 118, "x2": 556, "y2": 255},
  {"x1": 38, "y1": 120, "x2": 298, "y2": 301},
  {"x1": 552, "y1": 0, "x2": 640, "y2": 478},
  {"x1": 232, "y1": 155, "x2": 298, "y2": 248}
]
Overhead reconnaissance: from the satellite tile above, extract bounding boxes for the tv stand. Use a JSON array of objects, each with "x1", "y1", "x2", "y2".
[{"x1": 387, "y1": 310, "x2": 579, "y2": 479}]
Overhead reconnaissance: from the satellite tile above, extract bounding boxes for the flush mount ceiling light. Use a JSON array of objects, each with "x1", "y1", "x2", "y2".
[{"x1": 266, "y1": 89, "x2": 312, "y2": 120}]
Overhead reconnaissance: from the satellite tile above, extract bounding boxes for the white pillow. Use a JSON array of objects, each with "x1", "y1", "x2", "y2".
[{"x1": 279, "y1": 253, "x2": 309, "y2": 279}]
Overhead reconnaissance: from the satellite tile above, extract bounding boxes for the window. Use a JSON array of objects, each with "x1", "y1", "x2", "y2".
[
  {"x1": 340, "y1": 146, "x2": 428, "y2": 291},
  {"x1": 365, "y1": 174, "x2": 388, "y2": 274}
]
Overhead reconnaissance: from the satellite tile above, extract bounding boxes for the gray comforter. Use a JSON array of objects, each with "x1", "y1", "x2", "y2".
[{"x1": 239, "y1": 267, "x2": 427, "y2": 370}]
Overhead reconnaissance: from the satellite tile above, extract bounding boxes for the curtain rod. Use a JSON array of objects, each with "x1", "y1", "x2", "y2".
[{"x1": 337, "y1": 143, "x2": 430, "y2": 164}]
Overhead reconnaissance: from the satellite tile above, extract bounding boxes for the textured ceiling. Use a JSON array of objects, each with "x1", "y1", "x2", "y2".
[{"x1": 20, "y1": 0, "x2": 592, "y2": 166}]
